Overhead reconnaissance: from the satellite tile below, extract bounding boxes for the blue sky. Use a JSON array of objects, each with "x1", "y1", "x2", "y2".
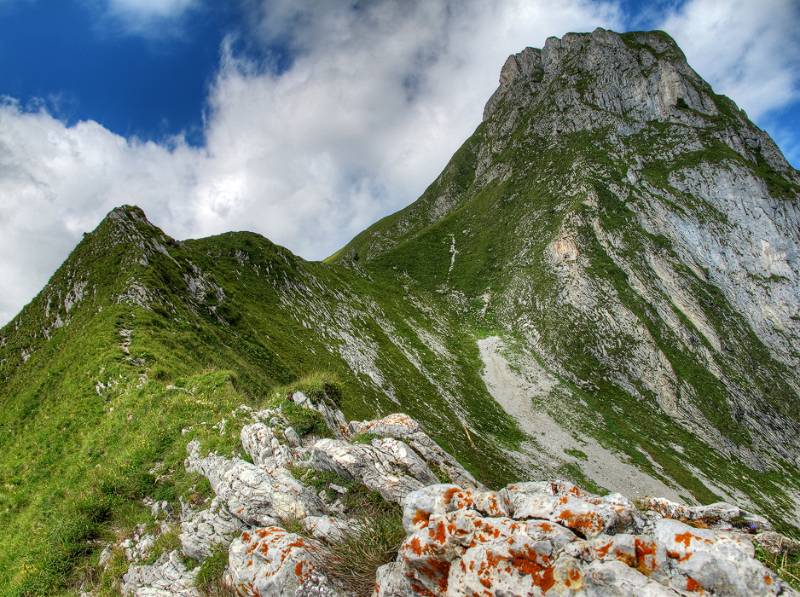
[
  {"x1": 1, "y1": 0, "x2": 797, "y2": 159},
  {"x1": 0, "y1": 1, "x2": 243, "y2": 145},
  {"x1": 0, "y1": 0, "x2": 799, "y2": 324}
]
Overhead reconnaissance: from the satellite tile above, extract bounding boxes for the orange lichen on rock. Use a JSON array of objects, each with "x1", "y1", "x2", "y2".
[
  {"x1": 675, "y1": 531, "x2": 698, "y2": 548},
  {"x1": 409, "y1": 581, "x2": 437, "y2": 597},
  {"x1": 412, "y1": 510, "x2": 431, "y2": 527},
  {"x1": 442, "y1": 487, "x2": 461, "y2": 503},
  {"x1": 686, "y1": 576, "x2": 703, "y2": 592},
  {"x1": 557, "y1": 508, "x2": 603, "y2": 535},
  {"x1": 633, "y1": 538, "x2": 658, "y2": 575},
  {"x1": 408, "y1": 536, "x2": 423, "y2": 556},
  {"x1": 563, "y1": 564, "x2": 583, "y2": 590},
  {"x1": 429, "y1": 520, "x2": 447, "y2": 544},
  {"x1": 422, "y1": 558, "x2": 451, "y2": 591},
  {"x1": 595, "y1": 541, "x2": 613, "y2": 558},
  {"x1": 666, "y1": 549, "x2": 692, "y2": 563},
  {"x1": 509, "y1": 547, "x2": 555, "y2": 592}
]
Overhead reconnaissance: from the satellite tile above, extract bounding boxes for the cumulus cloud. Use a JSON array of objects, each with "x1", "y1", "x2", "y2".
[
  {"x1": 0, "y1": 0, "x2": 624, "y2": 324},
  {"x1": 3, "y1": 0, "x2": 800, "y2": 326},
  {"x1": 658, "y1": 0, "x2": 800, "y2": 120}
]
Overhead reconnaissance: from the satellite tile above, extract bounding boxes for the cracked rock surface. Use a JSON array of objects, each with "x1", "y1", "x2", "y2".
[{"x1": 120, "y1": 391, "x2": 798, "y2": 596}]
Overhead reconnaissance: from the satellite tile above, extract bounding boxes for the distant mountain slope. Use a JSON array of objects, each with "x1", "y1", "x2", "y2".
[
  {"x1": 1, "y1": 28, "x2": 798, "y2": 595},
  {"x1": 335, "y1": 27, "x2": 800, "y2": 520}
]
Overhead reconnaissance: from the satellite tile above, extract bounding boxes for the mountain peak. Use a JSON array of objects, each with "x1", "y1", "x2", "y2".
[{"x1": 484, "y1": 28, "x2": 714, "y2": 125}]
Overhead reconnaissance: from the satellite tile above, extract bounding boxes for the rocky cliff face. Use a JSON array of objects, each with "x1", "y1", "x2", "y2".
[
  {"x1": 1, "y1": 29, "x2": 799, "y2": 595},
  {"x1": 336, "y1": 28, "x2": 800, "y2": 526}
]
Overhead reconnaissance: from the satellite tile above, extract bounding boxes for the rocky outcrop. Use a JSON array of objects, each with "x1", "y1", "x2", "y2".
[
  {"x1": 122, "y1": 551, "x2": 198, "y2": 597},
  {"x1": 226, "y1": 527, "x2": 339, "y2": 596},
  {"x1": 311, "y1": 437, "x2": 440, "y2": 503},
  {"x1": 120, "y1": 392, "x2": 798, "y2": 596},
  {"x1": 185, "y1": 438, "x2": 322, "y2": 525},
  {"x1": 349, "y1": 413, "x2": 481, "y2": 490},
  {"x1": 180, "y1": 497, "x2": 244, "y2": 560},
  {"x1": 376, "y1": 482, "x2": 794, "y2": 596}
]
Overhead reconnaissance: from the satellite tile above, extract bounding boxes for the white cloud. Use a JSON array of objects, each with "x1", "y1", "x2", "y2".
[
  {"x1": 6, "y1": 0, "x2": 800, "y2": 325},
  {"x1": 658, "y1": 0, "x2": 800, "y2": 120},
  {"x1": 107, "y1": 0, "x2": 197, "y2": 19},
  {"x1": 96, "y1": 0, "x2": 199, "y2": 35},
  {"x1": 0, "y1": 0, "x2": 624, "y2": 324}
]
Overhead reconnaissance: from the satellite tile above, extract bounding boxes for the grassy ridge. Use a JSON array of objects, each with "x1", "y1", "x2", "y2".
[{"x1": 0, "y1": 209, "x2": 527, "y2": 595}]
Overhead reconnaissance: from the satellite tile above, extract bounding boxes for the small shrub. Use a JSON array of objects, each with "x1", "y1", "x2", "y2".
[
  {"x1": 278, "y1": 516, "x2": 306, "y2": 536},
  {"x1": 277, "y1": 371, "x2": 344, "y2": 407},
  {"x1": 143, "y1": 528, "x2": 180, "y2": 565},
  {"x1": 429, "y1": 462, "x2": 452, "y2": 484},
  {"x1": 288, "y1": 466, "x2": 350, "y2": 495},
  {"x1": 282, "y1": 401, "x2": 331, "y2": 437},
  {"x1": 564, "y1": 448, "x2": 588, "y2": 461},
  {"x1": 95, "y1": 547, "x2": 129, "y2": 596}
]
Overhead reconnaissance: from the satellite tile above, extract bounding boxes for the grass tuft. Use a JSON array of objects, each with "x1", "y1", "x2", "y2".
[
  {"x1": 195, "y1": 545, "x2": 232, "y2": 595},
  {"x1": 756, "y1": 545, "x2": 800, "y2": 591},
  {"x1": 319, "y1": 507, "x2": 405, "y2": 597}
]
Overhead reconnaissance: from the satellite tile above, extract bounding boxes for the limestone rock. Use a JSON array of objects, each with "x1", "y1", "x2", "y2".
[
  {"x1": 121, "y1": 551, "x2": 198, "y2": 597},
  {"x1": 179, "y1": 497, "x2": 244, "y2": 560},
  {"x1": 302, "y1": 514, "x2": 350, "y2": 543},
  {"x1": 755, "y1": 531, "x2": 800, "y2": 557},
  {"x1": 226, "y1": 527, "x2": 339, "y2": 596},
  {"x1": 376, "y1": 483, "x2": 793, "y2": 596},
  {"x1": 639, "y1": 496, "x2": 771, "y2": 533},
  {"x1": 120, "y1": 527, "x2": 156, "y2": 563},
  {"x1": 350, "y1": 413, "x2": 482, "y2": 489},
  {"x1": 185, "y1": 439, "x2": 322, "y2": 525},
  {"x1": 502, "y1": 480, "x2": 642, "y2": 537},
  {"x1": 240, "y1": 421, "x2": 292, "y2": 469},
  {"x1": 653, "y1": 518, "x2": 781, "y2": 595},
  {"x1": 311, "y1": 436, "x2": 438, "y2": 503}
]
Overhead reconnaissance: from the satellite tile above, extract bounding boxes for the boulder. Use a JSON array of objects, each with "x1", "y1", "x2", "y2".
[
  {"x1": 226, "y1": 527, "x2": 340, "y2": 596},
  {"x1": 185, "y1": 440, "x2": 322, "y2": 525},
  {"x1": 376, "y1": 483, "x2": 793, "y2": 596},
  {"x1": 755, "y1": 531, "x2": 800, "y2": 557},
  {"x1": 502, "y1": 480, "x2": 642, "y2": 538},
  {"x1": 311, "y1": 437, "x2": 438, "y2": 503},
  {"x1": 639, "y1": 496, "x2": 771, "y2": 533},
  {"x1": 349, "y1": 413, "x2": 482, "y2": 489},
  {"x1": 180, "y1": 497, "x2": 244, "y2": 560},
  {"x1": 240, "y1": 422, "x2": 293, "y2": 470},
  {"x1": 653, "y1": 518, "x2": 782, "y2": 596},
  {"x1": 303, "y1": 515, "x2": 351, "y2": 543}
]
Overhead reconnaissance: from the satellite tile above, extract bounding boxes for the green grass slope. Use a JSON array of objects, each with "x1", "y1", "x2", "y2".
[{"x1": 0, "y1": 207, "x2": 528, "y2": 595}]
